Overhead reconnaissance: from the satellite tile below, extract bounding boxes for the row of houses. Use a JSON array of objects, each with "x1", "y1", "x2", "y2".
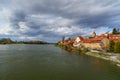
[{"x1": 59, "y1": 32, "x2": 120, "y2": 50}]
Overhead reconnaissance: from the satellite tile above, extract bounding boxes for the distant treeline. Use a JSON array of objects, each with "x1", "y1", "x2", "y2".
[
  {"x1": 23, "y1": 41, "x2": 48, "y2": 44},
  {"x1": 0, "y1": 38, "x2": 49, "y2": 44}
]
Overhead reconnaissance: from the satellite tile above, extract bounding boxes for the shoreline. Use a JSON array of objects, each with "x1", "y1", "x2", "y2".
[
  {"x1": 56, "y1": 44, "x2": 120, "y2": 66},
  {"x1": 85, "y1": 51, "x2": 120, "y2": 64}
]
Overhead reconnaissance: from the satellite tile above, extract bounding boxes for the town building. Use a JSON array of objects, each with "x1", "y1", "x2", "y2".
[{"x1": 74, "y1": 32, "x2": 120, "y2": 50}]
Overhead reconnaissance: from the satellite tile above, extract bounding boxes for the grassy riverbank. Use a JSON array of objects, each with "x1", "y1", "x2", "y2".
[
  {"x1": 56, "y1": 43, "x2": 120, "y2": 65},
  {"x1": 86, "y1": 51, "x2": 120, "y2": 64}
]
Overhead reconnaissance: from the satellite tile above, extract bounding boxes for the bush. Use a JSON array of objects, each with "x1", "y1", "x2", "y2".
[
  {"x1": 114, "y1": 41, "x2": 120, "y2": 53},
  {"x1": 109, "y1": 41, "x2": 115, "y2": 52}
]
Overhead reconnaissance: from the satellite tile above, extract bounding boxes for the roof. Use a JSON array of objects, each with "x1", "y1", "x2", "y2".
[
  {"x1": 83, "y1": 38, "x2": 102, "y2": 43},
  {"x1": 109, "y1": 34, "x2": 120, "y2": 42},
  {"x1": 77, "y1": 36, "x2": 84, "y2": 40},
  {"x1": 82, "y1": 34, "x2": 120, "y2": 43},
  {"x1": 83, "y1": 34, "x2": 106, "y2": 43}
]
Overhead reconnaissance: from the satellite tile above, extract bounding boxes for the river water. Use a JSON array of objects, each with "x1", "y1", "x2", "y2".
[{"x1": 0, "y1": 44, "x2": 120, "y2": 80}]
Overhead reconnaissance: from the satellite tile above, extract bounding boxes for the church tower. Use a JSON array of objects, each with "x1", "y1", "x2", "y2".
[{"x1": 92, "y1": 32, "x2": 96, "y2": 38}]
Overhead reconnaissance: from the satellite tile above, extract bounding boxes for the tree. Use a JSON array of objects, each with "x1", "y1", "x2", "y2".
[
  {"x1": 109, "y1": 41, "x2": 115, "y2": 52},
  {"x1": 114, "y1": 41, "x2": 120, "y2": 53},
  {"x1": 112, "y1": 28, "x2": 118, "y2": 34},
  {"x1": 0, "y1": 38, "x2": 13, "y2": 44}
]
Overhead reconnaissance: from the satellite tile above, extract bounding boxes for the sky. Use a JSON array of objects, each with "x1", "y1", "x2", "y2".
[{"x1": 0, "y1": 0, "x2": 120, "y2": 42}]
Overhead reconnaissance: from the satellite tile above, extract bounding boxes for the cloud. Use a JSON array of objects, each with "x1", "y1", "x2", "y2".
[{"x1": 0, "y1": 0, "x2": 120, "y2": 42}]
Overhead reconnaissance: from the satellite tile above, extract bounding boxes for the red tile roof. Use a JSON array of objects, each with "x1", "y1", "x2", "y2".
[
  {"x1": 78, "y1": 36, "x2": 84, "y2": 40},
  {"x1": 109, "y1": 34, "x2": 120, "y2": 42},
  {"x1": 80, "y1": 34, "x2": 120, "y2": 43},
  {"x1": 82, "y1": 34, "x2": 106, "y2": 43}
]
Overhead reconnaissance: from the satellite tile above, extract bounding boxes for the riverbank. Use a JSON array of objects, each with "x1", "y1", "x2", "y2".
[
  {"x1": 56, "y1": 44, "x2": 120, "y2": 66},
  {"x1": 85, "y1": 51, "x2": 120, "y2": 64}
]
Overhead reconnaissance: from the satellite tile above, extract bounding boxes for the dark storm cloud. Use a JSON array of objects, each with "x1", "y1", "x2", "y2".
[
  {"x1": 0, "y1": 0, "x2": 120, "y2": 42},
  {"x1": 10, "y1": 11, "x2": 26, "y2": 29}
]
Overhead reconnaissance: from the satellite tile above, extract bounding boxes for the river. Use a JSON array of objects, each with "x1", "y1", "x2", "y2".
[{"x1": 0, "y1": 44, "x2": 120, "y2": 80}]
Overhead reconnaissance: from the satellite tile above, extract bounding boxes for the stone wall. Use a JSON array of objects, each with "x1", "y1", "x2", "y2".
[{"x1": 81, "y1": 43, "x2": 101, "y2": 49}]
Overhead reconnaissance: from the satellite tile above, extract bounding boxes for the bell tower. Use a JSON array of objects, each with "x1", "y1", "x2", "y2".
[{"x1": 92, "y1": 32, "x2": 96, "y2": 38}]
